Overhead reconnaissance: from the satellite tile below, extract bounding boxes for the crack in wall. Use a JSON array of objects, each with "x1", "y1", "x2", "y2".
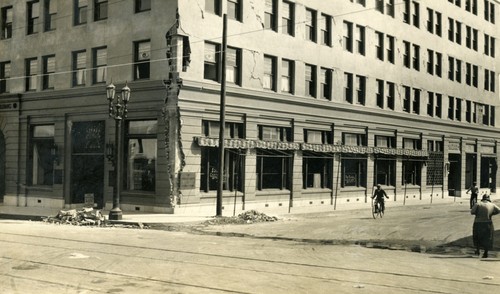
[
  {"x1": 248, "y1": 0, "x2": 264, "y2": 28},
  {"x1": 248, "y1": 50, "x2": 263, "y2": 87}
]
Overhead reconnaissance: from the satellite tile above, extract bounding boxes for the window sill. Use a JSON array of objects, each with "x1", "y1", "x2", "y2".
[
  {"x1": 26, "y1": 185, "x2": 53, "y2": 192},
  {"x1": 256, "y1": 189, "x2": 290, "y2": 196},
  {"x1": 122, "y1": 190, "x2": 156, "y2": 197},
  {"x1": 340, "y1": 186, "x2": 366, "y2": 192},
  {"x1": 302, "y1": 188, "x2": 332, "y2": 193}
]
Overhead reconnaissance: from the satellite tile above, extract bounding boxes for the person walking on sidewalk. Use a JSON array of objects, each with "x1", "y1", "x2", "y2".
[
  {"x1": 466, "y1": 181, "x2": 479, "y2": 209},
  {"x1": 471, "y1": 195, "x2": 500, "y2": 258},
  {"x1": 372, "y1": 184, "x2": 389, "y2": 213}
]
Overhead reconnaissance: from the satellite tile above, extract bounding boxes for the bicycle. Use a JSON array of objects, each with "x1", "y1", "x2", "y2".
[{"x1": 371, "y1": 197, "x2": 384, "y2": 219}]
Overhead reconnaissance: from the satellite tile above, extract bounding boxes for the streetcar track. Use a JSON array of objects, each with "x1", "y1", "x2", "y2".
[{"x1": 1, "y1": 231, "x2": 498, "y2": 291}]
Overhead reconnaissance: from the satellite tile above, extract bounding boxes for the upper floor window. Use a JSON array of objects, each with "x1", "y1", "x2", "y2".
[
  {"x1": 282, "y1": 1, "x2": 294, "y2": 36},
  {"x1": 125, "y1": 120, "x2": 158, "y2": 192},
  {"x1": 403, "y1": 138, "x2": 420, "y2": 150},
  {"x1": 72, "y1": 50, "x2": 86, "y2": 87},
  {"x1": 43, "y1": 0, "x2": 57, "y2": 31},
  {"x1": 135, "y1": 0, "x2": 151, "y2": 13},
  {"x1": 25, "y1": 58, "x2": 38, "y2": 91},
  {"x1": 42, "y1": 55, "x2": 55, "y2": 90},
  {"x1": 344, "y1": 72, "x2": 353, "y2": 103},
  {"x1": 27, "y1": 1, "x2": 40, "y2": 35},
  {"x1": 375, "y1": 135, "x2": 396, "y2": 148},
  {"x1": 74, "y1": 0, "x2": 88, "y2": 25},
  {"x1": 226, "y1": 46, "x2": 241, "y2": 85},
  {"x1": 343, "y1": 133, "x2": 366, "y2": 146},
  {"x1": 0, "y1": 6, "x2": 13, "y2": 39},
  {"x1": 305, "y1": 64, "x2": 316, "y2": 97},
  {"x1": 305, "y1": 8, "x2": 316, "y2": 42},
  {"x1": 0, "y1": 61, "x2": 11, "y2": 94},
  {"x1": 29, "y1": 125, "x2": 55, "y2": 186},
  {"x1": 94, "y1": 0, "x2": 108, "y2": 21},
  {"x1": 485, "y1": 0, "x2": 495, "y2": 23},
  {"x1": 305, "y1": 129, "x2": 332, "y2": 144},
  {"x1": 386, "y1": 0, "x2": 395, "y2": 17},
  {"x1": 281, "y1": 59, "x2": 294, "y2": 94},
  {"x1": 204, "y1": 42, "x2": 220, "y2": 81},
  {"x1": 484, "y1": 34, "x2": 495, "y2": 57},
  {"x1": 134, "y1": 40, "x2": 150, "y2": 80},
  {"x1": 203, "y1": 120, "x2": 244, "y2": 138},
  {"x1": 227, "y1": 0, "x2": 242, "y2": 21},
  {"x1": 376, "y1": 79, "x2": 384, "y2": 108},
  {"x1": 206, "y1": 0, "x2": 221, "y2": 15},
  {"x1": 412, "y1": 1, "x2": 420, "y2": 28},
  {"x1": 264, "y1": 0, "x2": 277, "y2": 31},
  {"x1": 355, "y1": 25, "x2": 365, "y2": 55},
  {"x1": 263, "y1": 55, "x2": 277, "y2": 91},
  {"x1": 484, "y1": 69, "x2": 495, "y2": 92},
  {"x1": 320, "y1": 14, "x2": 331, "y2": 46},
  {"x1": 92, "y1": 46, "x2": 107, "y2": 84},
  {"x1": 320, "y1": 67, "x2": 332, "y2": 100},
  {"x1": 260, "y1": 125, "x2": 292, "y2": 142},
  {"x1": 465, "y1": 0, "x2": 478, "y2": 14},
  {"x1": 356, "y1": 75, "x2": 366, "y2": 105},
  {"x1": 343, "y1": 21, "x2": 353, "y2": 52},
  {"x1": 386, "y1": 81, "x2": 395, "y2": 110}
]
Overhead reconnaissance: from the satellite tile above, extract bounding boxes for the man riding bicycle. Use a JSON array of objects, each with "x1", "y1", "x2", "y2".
[{"x1": 372, "y1": 184, "x2": 389, "y2": 213}]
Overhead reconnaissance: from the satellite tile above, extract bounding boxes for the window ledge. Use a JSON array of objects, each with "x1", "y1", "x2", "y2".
[
  {"x1": 26, "y1": 185, "x2": 53, "y2": 192},
  {"x1": 256, "y1": 189, "x2": 291, "y2": 196}
]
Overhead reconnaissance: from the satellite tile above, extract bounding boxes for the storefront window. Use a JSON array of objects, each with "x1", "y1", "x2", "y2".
[
  {"x1": 200, "y1": 120, "x2": 244, "y2": 192},
  {"x1": 342, "y1": 156, "x2": 366, "y2": 187},
  {"x1": 375, "y1": 158, "x2": 395, "y2": 186},
  {"x1": 29, "y1": 125, "x2": 54, "y2": 185},
  {"x1": 303, "y1": 153, "x2": 332, "y2": 189},
  {"x1": 403, "y1": 160, "x2": 421, "y2": 185},
  {"x1": 125, "y1": 120, "x2": 157, "y2": 191},
  {"x1": 257, "y1": 150, "x2": 291, "y2": 190}
]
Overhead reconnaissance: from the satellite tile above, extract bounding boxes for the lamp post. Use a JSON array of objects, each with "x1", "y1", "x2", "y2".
[{"x1": 106, "y1": 81, "x2": 131, "y2": 220}]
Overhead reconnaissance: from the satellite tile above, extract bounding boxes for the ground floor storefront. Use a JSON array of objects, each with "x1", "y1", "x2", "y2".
[{"x1": 1, "y1": 85, "x2": 499, "y2": 215}]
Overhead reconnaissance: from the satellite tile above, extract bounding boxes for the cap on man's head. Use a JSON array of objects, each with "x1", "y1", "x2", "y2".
[
  {"x1": 482, "y1": 194, "x2": 491, "y2": 202},
  {"x1": 377, "y1": 184, "x2": 381, "y2": 187}
]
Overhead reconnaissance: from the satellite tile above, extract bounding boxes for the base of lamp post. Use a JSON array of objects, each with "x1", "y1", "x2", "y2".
[{"x1": 108, "y1": 208, "x2": 123, "y2": 220}]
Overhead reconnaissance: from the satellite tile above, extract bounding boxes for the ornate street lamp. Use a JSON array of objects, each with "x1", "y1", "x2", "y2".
[{"x1": 106, "y1": 81, "x2": 131, "y2": 220}]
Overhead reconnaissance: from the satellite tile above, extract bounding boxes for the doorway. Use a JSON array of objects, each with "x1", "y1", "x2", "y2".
[
  {"x1": 70, "y1": 121, "x2": 105, "y2": 208},
  {"x1": 447, "y1": 154, "x2": 461, "y2": 196}
]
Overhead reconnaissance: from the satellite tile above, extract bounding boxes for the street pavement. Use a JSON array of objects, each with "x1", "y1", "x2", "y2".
[{"x1": 1, "y1": 199, "x2": 500, "y2": 293}]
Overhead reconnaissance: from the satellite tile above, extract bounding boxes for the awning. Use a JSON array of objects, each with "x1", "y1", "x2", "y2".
[
  {"x1": 301, "y1": 143, "x2": 429, "y2": 157},
  {"x1": 195, "y1": 137, "x2": 300, "y2": 150}
]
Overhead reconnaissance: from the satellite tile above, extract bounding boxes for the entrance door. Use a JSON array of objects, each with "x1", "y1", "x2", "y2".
[
  {"x1": 70, "y1": 121, "x2": 105, "y2": 208},
  {"x1": 465, "y1": 154, "x2": 477, "y2": 189},
  {"x1": 448, "y1": 154, "x2": 461, "y2": 196},
  {"x1": 0, "y1": 131, "x2": 5, "y2": 202},
  {"x1": 480, "y1": 156, "x2": 497, "y2": 192}
]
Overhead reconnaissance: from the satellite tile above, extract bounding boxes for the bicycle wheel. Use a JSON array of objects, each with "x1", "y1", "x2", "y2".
[
  {"x1": 372, "y1": 199, "x2": 379, "y2": 219},
  {"x1": 379, "y1": 203, "x2": 384, "y2": 218}
]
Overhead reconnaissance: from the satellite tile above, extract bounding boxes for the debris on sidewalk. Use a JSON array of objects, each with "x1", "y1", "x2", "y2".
[
  {"x1": 43, "y1": 208, "x2": 105, "y2": 226},
  {"x1": 204, "y1": 210, "x2": 278, "y2": 225}
]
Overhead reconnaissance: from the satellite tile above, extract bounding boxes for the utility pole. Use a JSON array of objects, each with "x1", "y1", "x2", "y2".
[{"x1": 216, "y1": 14, "x2": 228, "y2": 217}]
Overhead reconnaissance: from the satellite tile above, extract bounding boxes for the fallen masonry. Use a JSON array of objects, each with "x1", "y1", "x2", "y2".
[
  {"x1": 42, "y1": 208, "x2": 147, "y2": 229},
  {"x1": 204, "y1": 210, "x2": 279, "y2": 225}
]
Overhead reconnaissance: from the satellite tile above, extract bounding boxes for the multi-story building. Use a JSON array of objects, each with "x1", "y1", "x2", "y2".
[{"x1": 0, "y1": 0, "x2": 499, "y2": 215}]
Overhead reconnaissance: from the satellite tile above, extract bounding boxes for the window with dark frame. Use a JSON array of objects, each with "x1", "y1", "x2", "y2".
[
  {"x1": 455, "y1": 98, "x2": 462, "y2": 121},
  {"x1": 376, "y1": 79, "x2": 384, "y2": 108},
  {"x1": 403, "y1": 161, "x2": 421, "y2": 185},
  {"x1": 204, "y1": 42, "x2": 219, "y2": 82},
  {"x1": 263, "y1": 55, "x2": 276, "y2": 91},
  {"x1": 356, "y1": 75, "x2": 366, "y2": 105},
  {"x1": 427, "y1": 49, "x2": 434, "y2": 75},
  {"x1": 448, "y1": 96, "x2": 455, "y2": 120},
  {"x1": 386, "y1": 0, "x2": 395, "y2": 17},
  {"x1": 435, "y1": 52, "x2": 442, "y2": 77},
  {"x1": 435, "y1": 11, "x2": 442, "y2": 36},
  {"x1": 412, "y1": 88, "x2": 420, "y2": 114},
  {"x1": 26, "y1": 58, "x2": 38, "y2": 91},
  {"x1": 455, "y1": 59, "x2": 462, "y2": 83},
  {"x1": 305, "y1": 8, "x2": 316, "y2": 42},
  {"x1": 134, "y1": 40, "x2": 151, "y2": 80},
  {"x1": 1, "y1": 6, "x2": 13, "y2": 39},
  {"x1": 343, "y1": 21, "x2": 353, "y2": 52},
  {"x1": 320, "y1": 13, "x2": 331, "y2": 46},
  {"x1": 305, "y1": 64, "x2": 316, "y2": 97},
  {"x1": 403, "y1": 0, "x2": 410, "y2": 24},
  {"x1": 42, "y1": 55, "x2": 55, "y2": 90},
  {"x1": 135, "y1": 0, "x2": 151, "y2": 13},
  {"x1": 226, "y1": 47, "x2": 241, "y2": 85},
  {"x1": 92, "y1": 46, "x2": 107, "y2": 84},
  {"x1": 344, "y1": 72, "x2": 353, "y2": 103},
  {"x1": 403, "y1": 85, "x2": 411, "y2": 113},
  {"x1": 27, "y1": 1, "x2": 40, "y2": 35},
  {"x1": 94, "y1": 0, "x2": 108, "y2": 21},
  {"x1": 412, "y1": 44, "x2": 420, "y2": 71},
  {"x1": 227, "y1": 0, "x2": 241, "y2": 21},
  {"x1": 125, "y1": 120, "x2": 157, "y2": 192},
  {"x1": 282, "y1": 1, "x2": 294, "y2": 36},
  {"x1": 387, "y1": 35, "x2": 395, "y2": 63},
  {"x1": 356, "y1": 25, "x2": 365, "y2": 55},
  {"x1": 72, "y1": 50, "x2": 86, "y2": 87},
  {"x1": 376, "y1": 31, "x2": 384, "y2": 61},
  {"x1": 403, "y1": 41, "x2": 411, "y2": 68},
  {"x1": 264, "y1": 0, "x2": 277, "y2": 31},
  {"x1": 435, "y1": 93, "x2": 442, "y2": 118},
  {"x1": 281, "y1": 59, "x2": 294, "y2": 94},
  {"x1": 43, "y1": 0, "x2": 56, "y2": 31},
  {"x1": 29, "y1": 125, "x2": 55, "y2": 186},
  {"x1": 412, "y1": 1, "x2": 420, "y2": 28},
  {"x1": 427, "y1": 8, "x2": 433, "y2": 33},
  {"x1": 206, "y1": 0, "x2": 221, "y2": 15},
  {"x1": 466, "y1": 100, "x2": 472, "y2": 122},
  {"x1": 320, "y1": 67, "x2": 332, "y2": 100},
  {"x1": 74, "y1": 0, "x2": 88, "y2": 25},
  {"x1": 455, "y1": 20, "x2": 462, "y2": 44},
  {"x1": 387, "y1": 81, "x2": 395, "y2": 110},
  {"x1": 0, "y1": 61, "x2": 11, "y2": 93},
  {"x1": 427, "y1": 92, "x2": 434, "y2": 116}
]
